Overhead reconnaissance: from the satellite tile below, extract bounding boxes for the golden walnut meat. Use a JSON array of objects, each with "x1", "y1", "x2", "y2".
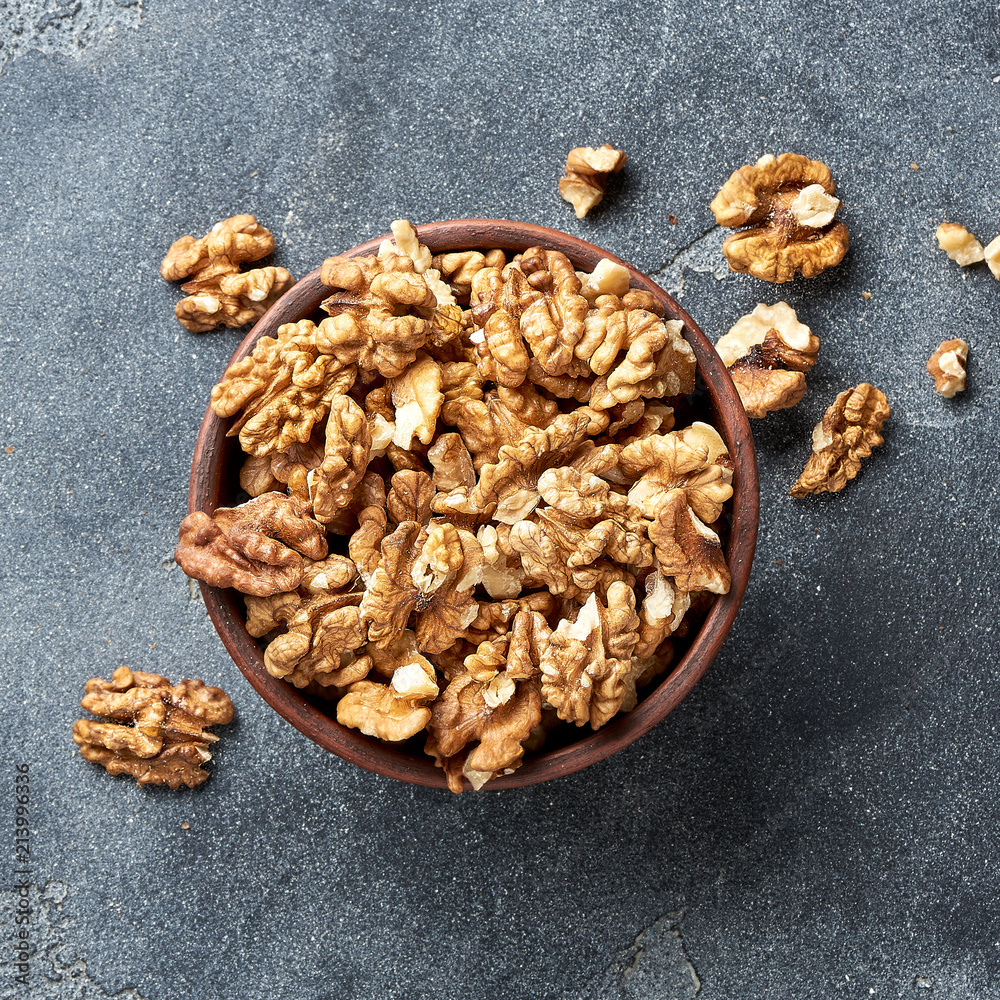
[
  {"x1": 162, "y1": 214, "x2": 295, "y2": 332},
  {"x1": 180, "y1": 220, "x2": 736, "y2": 791},
  {"x1": 926, "y1": 339, "x2": 969, "y2": 397},
  {"x1": 175, "y1": 492, "x2": 328, "y2": 596},
  {"x1": 470, "y1": 246, "x2": 590, "y2": 385},
  {"x1": 715, "y1": 302, "x2": 820, "y2": 418},
  {"x1": 936, "y1": 223, "x2": 984, "y2": 266},
  {"x1": 711, "y1": 153, "x2": 848, "y2": 283},
  {"x1": 73, "y1": 666, "x2": 234, "y2": 789},
  {"x1": 984, "y1": 235, "x2": 1000, "y2": 279},
  {"x1": 790, "y1": 384, "x2": 890, "y2": 497},
  {"x1": 559, "y1": 144, "x2": 627, "y2": 219},
  {"x1": 539, "y1": 584, "x2": 639, "y2": 728}
]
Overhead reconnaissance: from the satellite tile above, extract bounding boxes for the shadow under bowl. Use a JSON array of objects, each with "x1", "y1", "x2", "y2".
[{"x1": 189, "y1": 218, "x2": 759, "y2": 790}]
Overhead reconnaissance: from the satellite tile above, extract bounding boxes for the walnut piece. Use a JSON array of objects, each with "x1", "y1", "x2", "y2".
[
  {"x1": 539, "y1": 584, "x2": 639, "y2": 728},
  {"x1": 710, "y1": 153, "x2": 849, "y2": 283},
  {"x1": 926, "y1": 339, "x2": 969, "y2": 398},
  {"x1": 162, "y1": 215, "x2": 295, "y2": 332},
  {"x1": 559, "y1": 144, "x2": 627, "y2": 219},
  {"x1": 184, "y1": 222, "x2": 735, "y2": 791},
  {"x1": 337, "y1": 662, "x2": 440, "y2": 742},
  {"x1": 790, "y1": 384, "x2": 890, "y2": 497},
  {"x1": 577, "y1": 258, "x2": 631, "y2": 302},
  {"x1": 73, "y1": 666, "x2": 233, "y2": 789},
  {"x1": 716, "y1": 302, "x2": 820, "y2": 418},
  {"x1": 175, "y1": 492, "x2": 328, "y2": 596},
  {"x1": 984, "y1": 235, "x2": 1000, "y2": 279},
  {"x1": 936, "y1": 223, "x2": 985, "y2": 266}
]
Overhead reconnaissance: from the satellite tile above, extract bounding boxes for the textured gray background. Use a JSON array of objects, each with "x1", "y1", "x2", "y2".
[{"x1": 1, "y1": 1, "x2": 998, "y2": 998}]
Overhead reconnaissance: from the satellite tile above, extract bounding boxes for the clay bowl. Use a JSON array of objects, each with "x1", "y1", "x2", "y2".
[{"x1": 189, "y1": 219, "x2": 759, "y2": 790}]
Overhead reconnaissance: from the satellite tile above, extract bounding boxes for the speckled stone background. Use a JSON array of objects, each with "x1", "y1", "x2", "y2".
[{"x1": 1, "y1": 2, "x2": 998, "y2": 998}]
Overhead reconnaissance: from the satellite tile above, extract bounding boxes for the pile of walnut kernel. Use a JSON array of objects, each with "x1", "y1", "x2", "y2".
[{"x1": 175, "y1": 220, "x2": 735, "y2": 792}]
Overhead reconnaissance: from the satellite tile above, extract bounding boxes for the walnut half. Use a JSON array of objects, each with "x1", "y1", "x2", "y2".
[
  {"x1": 73, "y1": 666, "x2": 234, "y2": 788},
  {"x1": 711, "y1": 153, "x2": 848, "y2": 283},
  {"x1": 162, "y1": 214, "x2": 295, "y2": 332},
  {"x1": 790, "y1": 384, "x2": 890, "y2": 497},
  {"x1": 715, "y1": 302, "x2": 819, "y2": 418}
]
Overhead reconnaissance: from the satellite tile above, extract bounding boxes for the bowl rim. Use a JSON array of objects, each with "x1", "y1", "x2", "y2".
[{"x1": 189, "y1": 218, "x2": 759, "y2": 791}]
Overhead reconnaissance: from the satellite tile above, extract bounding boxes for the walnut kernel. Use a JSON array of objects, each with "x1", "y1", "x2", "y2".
[
  {"x1": 936, "y1": 223, "x2": 985, "y2": 266},
  {"x1": 559, "y1": 145, "x2": 627, "y2": 219},
  {"x1": 710, "y1": 153, "x2": 849, "y2": 283},
  {"x1": 715, "y1": 302, "x2": 819, "y2": 418},
  {"x1": 73, "y1": 666, "x2": 234, "y2": 788},
  {"x1": 162, "y1": 215, "x2": 294, "y2": 332},
  {"x1": 790, "y1": 384, "x2": 890, "y2": 497},
  {"x1": 984, "y1": 235, "x2": 1000, "y2": 279},
  {"x1": 926, "y1": 339, "x2": 968, "y2": 397}
]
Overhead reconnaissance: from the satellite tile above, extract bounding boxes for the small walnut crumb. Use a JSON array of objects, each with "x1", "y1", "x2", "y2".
[
  {"x1": 668, "y1": 215, "x2": 678, "y2": 225},
  {"x1": 72, "y1": 666, "x2": 234, "y2": 788},
  {"x1": 936, "y1": 223, "x2": 985, "y2": 266},
  {"x1": 710, "y1": 152, "x2": 848, "y2": 283},
  {"x1": 984, "y1": 234, "x2": 1000, "y2": 279},
  {"x1": 790, "y1": 384, "x2": 890, "y2": 497},
  {"x1": 926, "y1": 339, "x2": 968, "y2": 397},
  {"x1": 861, "y1": 291, "x2": 872, "y2": 301},
  {"x1": 559, "y1": 144, "x2": 627, "y2": 219},
  {"x1": 180, "y1": 822, "x2": 191, "y2": 830},
  {"x1": 910, "y1": 163, "x2": 920, "y2": 171},
  {"x1": 3, "y1": 446, "x2": 12, "y2": 454}
]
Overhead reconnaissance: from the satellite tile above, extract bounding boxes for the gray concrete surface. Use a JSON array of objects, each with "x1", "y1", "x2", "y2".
[{"x1": 1, "y1": 1, "x2": 998, "y2": 997}]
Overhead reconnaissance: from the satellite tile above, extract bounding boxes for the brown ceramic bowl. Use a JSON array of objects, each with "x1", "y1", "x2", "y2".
[{"x1": 189, "y1": 219, "x2": 759, "y2": 790}]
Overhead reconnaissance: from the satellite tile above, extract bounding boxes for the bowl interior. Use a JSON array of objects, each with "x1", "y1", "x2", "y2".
[{"x1": 190, "y1": 219, "x2": 759, "y2": 790}]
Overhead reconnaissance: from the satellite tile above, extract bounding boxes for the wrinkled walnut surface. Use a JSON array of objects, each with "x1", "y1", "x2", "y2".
[
  {"x1": 790, "y1": 384, "x2": 890, "y2": 497},
  {"x1": 162, "y1": 214, "x2": 295, "y2": 333},
  {"x1": 73, "y1": 666, "x2": 234, "y2": 788},
  {"x1": 180, "y1": 220, "x2": 734, "y2": 791},
  {"x1": 711, "y1": 153, "x2": 848, "y2": 283}
]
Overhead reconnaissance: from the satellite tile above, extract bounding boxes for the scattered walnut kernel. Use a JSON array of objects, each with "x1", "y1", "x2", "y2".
[
  {"x1": 73, "y1": 666, "x2": 234, "y2": 788},
  {"x1": 180, "y1": 220, "x2": 735, "y2": 791},
  {"x1": 861, "y1": 291, "x2": 872, "y2": 301},
  {"x1": 926, "y1": 339, "x2": 969, "y2": 397},
  {"x1": 710, "y1": 153, "x2": 849, "y2": 283},
  {"x1": 790, "y1": 384, "x2": 890, "y2": 497},
  {"x1": 559, "y1": 144, "x2": 627, "y2": 219},
  {"x1": 715, "y1": 302, "x2": 819, "y2": 418},
  {"x1": 936, "y1": 223, "x2": 985, "y2": 266},
  {"x1": 984, "y1": 235, "x2": 1000, "y2": 279},
  {"x1": 162, "y1": 215, "x2": 295, "y2": 333}
]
